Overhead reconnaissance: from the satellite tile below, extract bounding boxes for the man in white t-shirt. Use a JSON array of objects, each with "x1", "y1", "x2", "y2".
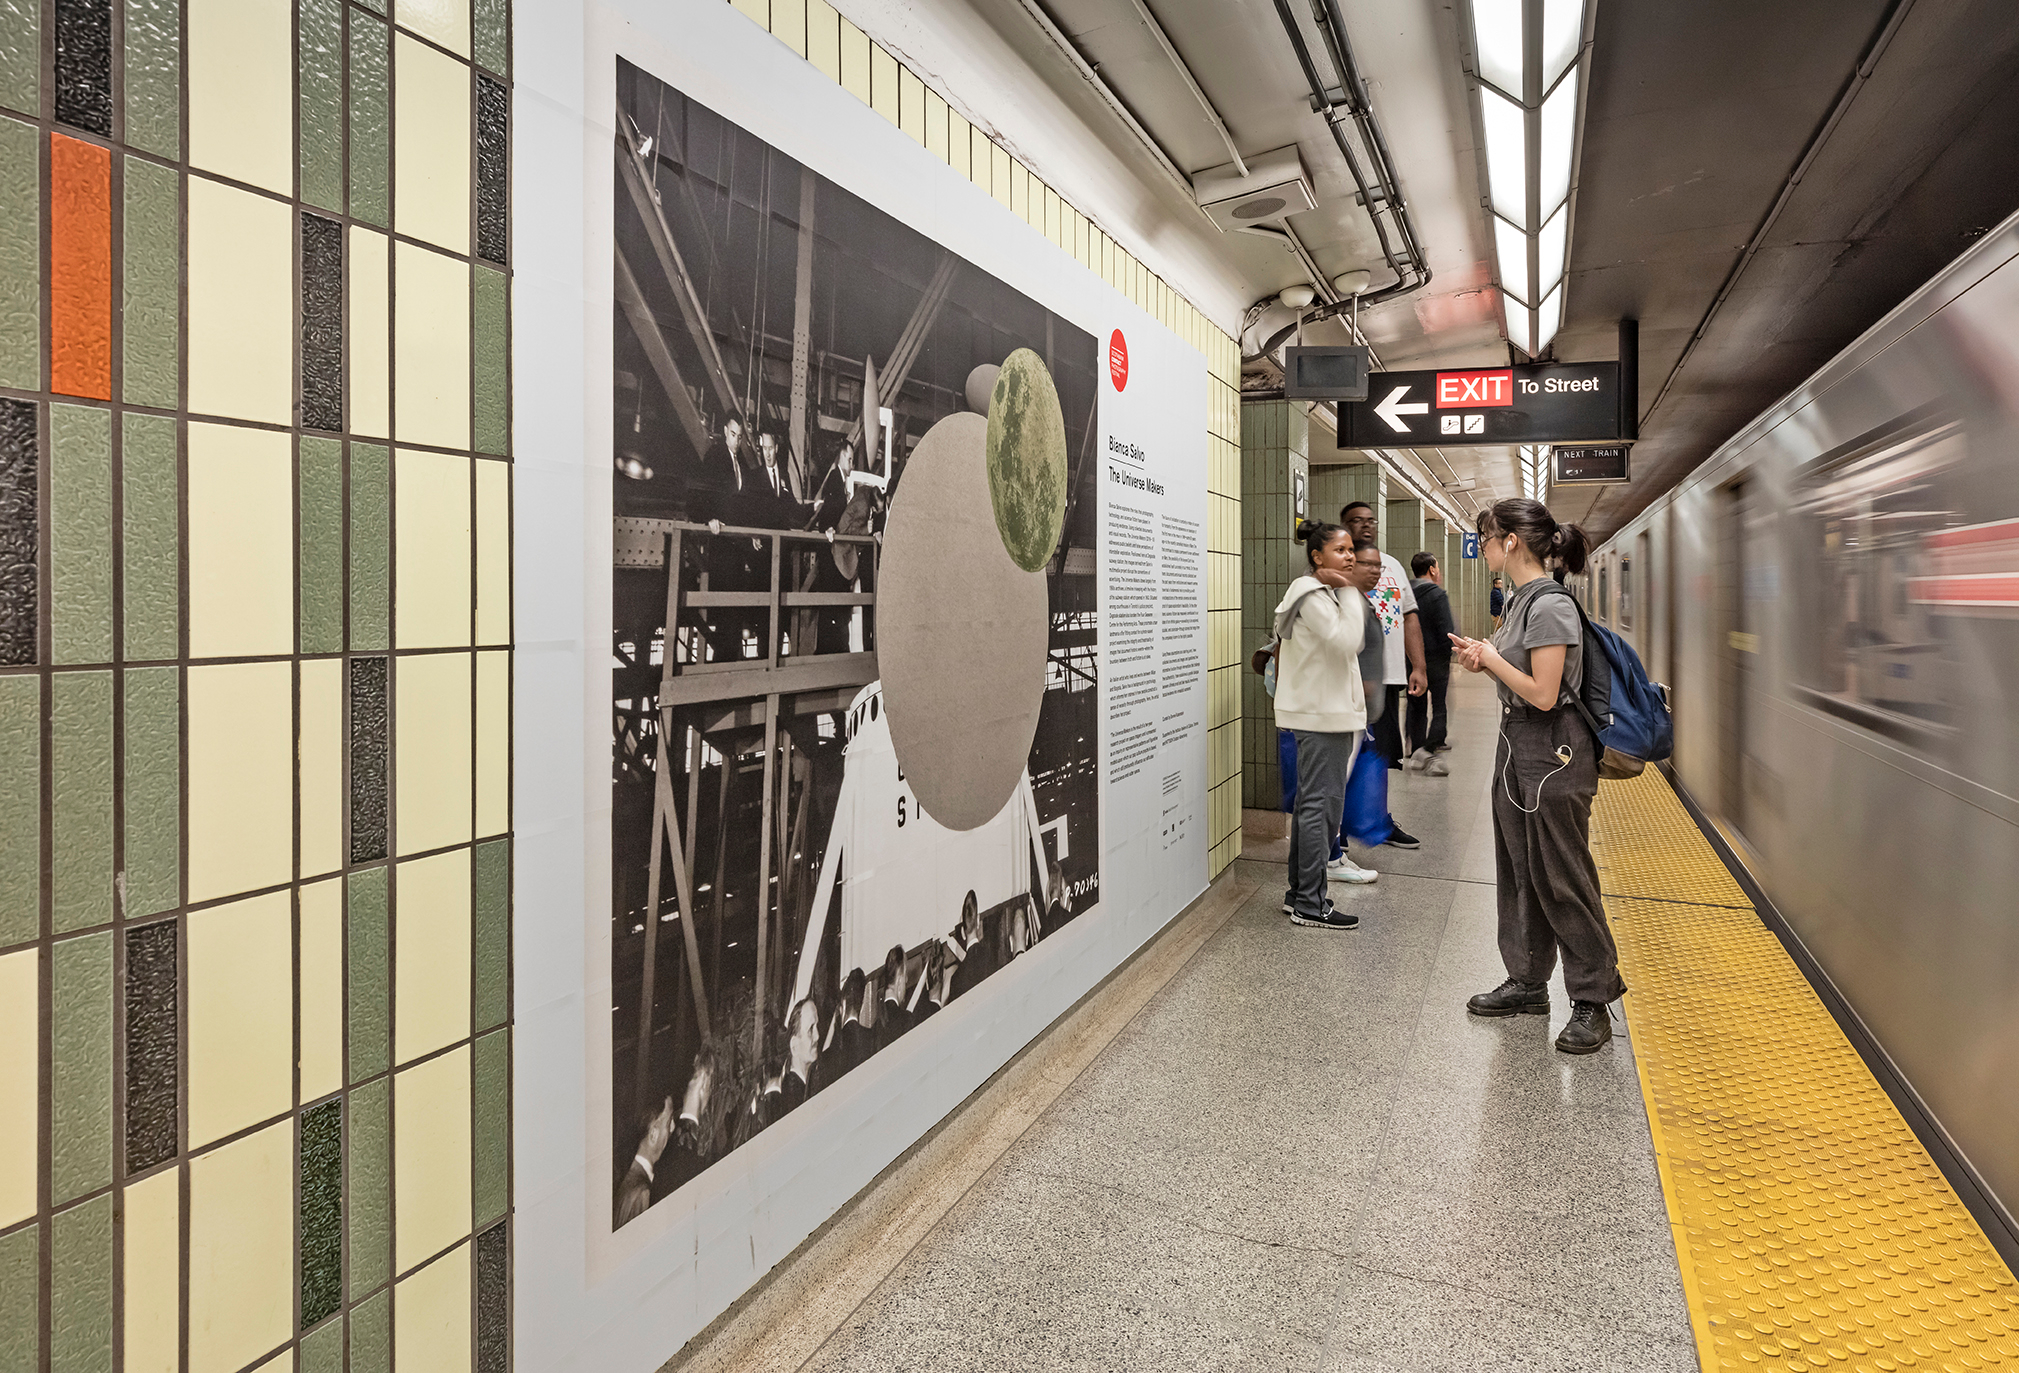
[{"x1": 1341, "y1": 502, "x2": 1427, "y2": 849}]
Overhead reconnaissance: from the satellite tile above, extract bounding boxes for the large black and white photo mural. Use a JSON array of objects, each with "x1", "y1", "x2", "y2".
[{"x1": 610, "y1": 58, "x2": 1101, "y2": 1224}]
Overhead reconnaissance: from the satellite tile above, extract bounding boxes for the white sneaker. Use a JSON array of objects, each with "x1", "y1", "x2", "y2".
[
  {"x1": 1423, "y1": 755, "x2": 1450, "y2": 777},
  {"x1": 1326, "y1": 856, "x2": 1379, "y2": 884}
]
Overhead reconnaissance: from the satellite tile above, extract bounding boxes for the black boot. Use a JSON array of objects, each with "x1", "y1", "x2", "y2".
[
  {"x1": 1466, "y1": 978, "x2": 1549, "y2": 1017},
  {"x1": 1555, "y1": 1000, "x2": 1613, "y2": 1054}
]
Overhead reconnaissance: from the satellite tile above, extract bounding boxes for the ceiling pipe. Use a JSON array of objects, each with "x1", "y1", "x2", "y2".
[
  {"x1": 1123, "y1": 0, "x2": 1249, "y2": 178},
  {"x1": 1246, "y1": 0, "x2": 1431, "y2": 362}
]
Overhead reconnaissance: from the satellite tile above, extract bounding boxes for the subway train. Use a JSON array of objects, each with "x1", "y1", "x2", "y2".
[{"x1": 1582, "y1": 211, "x2": 2019, "y2": 1246}]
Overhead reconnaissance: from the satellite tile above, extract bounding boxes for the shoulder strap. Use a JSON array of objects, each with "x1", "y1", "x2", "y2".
[{"x1": 1514, "y1": 582, "x2": 1606, "y2": 734}]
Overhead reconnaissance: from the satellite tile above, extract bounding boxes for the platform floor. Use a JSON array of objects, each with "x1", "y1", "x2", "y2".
[{"x1": 681, "y1": 677, "x2": 2018, "y2": 1373}]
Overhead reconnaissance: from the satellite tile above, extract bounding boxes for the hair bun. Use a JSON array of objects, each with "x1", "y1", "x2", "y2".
[{"x1": 1549, "y1": 527, "x2": 1566, "y2": 547}]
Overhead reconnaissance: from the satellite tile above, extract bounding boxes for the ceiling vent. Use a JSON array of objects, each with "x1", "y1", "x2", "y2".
[{"x1": 1192, "y1": 146, "x2": 1317, "y2": 232}]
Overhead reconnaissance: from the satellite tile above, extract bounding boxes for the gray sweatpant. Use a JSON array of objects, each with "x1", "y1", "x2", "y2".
[
  {"x1": 1491, "y1": 702, "x2": 1625, "y2": 1003},
  {"x1": 1287, "y1": 729, "x2": 1360, "y2": 918}
]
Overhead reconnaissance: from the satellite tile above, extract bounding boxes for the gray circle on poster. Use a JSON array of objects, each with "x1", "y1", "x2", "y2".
[
  {"x1": 878, "y1": 412, "x2": 1049, "y2": 832},
  {"x1": 965, "y1": 363, "x2": 1000, "y2": 415}
]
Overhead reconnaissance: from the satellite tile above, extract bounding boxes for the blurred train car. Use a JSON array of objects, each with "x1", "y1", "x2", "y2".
[{"x1": 1587, "y1": 210, "x2": 2019, "y2": 1244}]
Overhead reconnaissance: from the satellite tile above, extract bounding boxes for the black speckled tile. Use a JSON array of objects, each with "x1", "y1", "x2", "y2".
[
  {"x1": 0, "y1": 397, "x2": 34, "y2": 666},
  {"x1": 348, "y1": 656, "x2": 387, "y2": 863},
  {"x1": 300, "y1": 213, "x2": 344, "y2": 433},
  {"x1": 300, "y1": 1098, "x2": 343, "y2": 1326},
  {"x1": 476, "y1": 1222, "x2": 508, "y2": 1373},
  {"x1": 54, "y1": 0, "x2": 111, "y2": 136},
  {"x1": 123, "y1": 917, "x2": 178, "y2": 1171},
  {"x1": 476, "y1": 75, "x2": 508, "y2": 264}
]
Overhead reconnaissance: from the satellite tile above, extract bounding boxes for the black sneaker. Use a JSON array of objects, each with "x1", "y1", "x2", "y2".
[
  {"x1": 1466, "y1": 978, "x2": 1550, "y2": 1017},
  {"x1": 1384, "y1": 825, "x2": 1420, "y2": 849},
  {"x1": 1290, "y1": 901, "x2": 1359, "y2": 930},
  {"x1": 1555, "y1": 1001, "x2": 1613, "y2": 1054}
]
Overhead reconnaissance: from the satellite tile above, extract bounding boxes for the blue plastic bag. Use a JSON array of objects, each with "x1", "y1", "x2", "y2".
[{"x1": 1342, "y1": 742, "x2": 1393, "y2": 847}]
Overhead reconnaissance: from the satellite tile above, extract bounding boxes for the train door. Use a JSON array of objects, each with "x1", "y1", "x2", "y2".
[
  {"x1": 1717, "y1": 482, "x2": 1747, "y2": 827},
  {"x1": 1634, "y1": 530, "x2": 1652, "y2": 665}
]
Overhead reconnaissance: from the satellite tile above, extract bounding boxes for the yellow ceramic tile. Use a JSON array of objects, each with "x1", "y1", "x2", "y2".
[
  {"x1": 395, "y1": 449, "x2": 471, "y2": 649},
  {"x1": 187, "y1": 661, "x2": 293, "y2": 903},
  {"x1": 394, "y1": 848, "x2": 470, "y2": 1064},
  {"x1": 186, "y1": 422, "x2": 292, "y2": 659},
  {"x1": 188, "y1": 890, "x2": 292, "y2": 1148},
  {"x1": 299, "y1": 658, "x2": 343, "y2": 877},
  {"x1": 925, "y1": 88, "x2": 947, "y2": 161},
  {"x1": 1010, "y1": 159, "x2": 1028, "y2": 223},
  {"x1": 394, "y1": 35, "x2": 471, "y2": 255},
  {"x1": 395, "y1": 1243, "x2": 471, "y2": 1372},
  {"x1": 0, "y1": 949, "x2": 33, "y2": 1227},
  {"x1": 350, "y1": 227, "x2": 391, "y2": 438},
  {"x1": 393, "y1": 1046, "x2": 470, "y2": 1270},
  {"x1": 807, "y1": 0, "x2": 840, "y2": 81},
  {"x1": 187, "y1": 0, "x2": 291, "y2": 193},
  {"x1": 990, "y1": 143, "x2": 1011, "y2": 208},
  {"x1": 870, "y1": 43, "x2": 897, "y2": 124},
  {"x1": 188, "y1": 1120, "x2": 291, "y2": 1373},
  {"x1": 394, "y1": 243, "x2": 471, "y2": 451},
  {"x1": 187, "y1": 177, "x2": 291, "y2": 425},
  {"x1": 475, "y1": 459, "x2": 509, "y2": 645},
  {"x1": 839, "y1": 17, "x2": 869, "y2": 103},
  {"x1": 770, "y1": 0, "x2": 806, "y2": 56},
  {"x1": 898, "y1": 64, "x2": 924, "y2": 145},
  {"x1": 395, "y1": 650, "x2": 472, "y2": 856},
  {"x1": 298, "y1": 878, "x2": 343, "y2": 1102},
  {"x1": 948, "y1": 109, "x2": 970, "y2": 180},
  {"x1": 476, "y1": 649, "x2": 507, "y2": 837},
  {"x1": 396, "y1": 0, "x2": 468, "y2": 56},
  {"x1": 122, "y1": 1167, "x2": 180, "y2": 1373},
  {"x1": 729, "y1": 0, "x2": 765, "y2": 26}
]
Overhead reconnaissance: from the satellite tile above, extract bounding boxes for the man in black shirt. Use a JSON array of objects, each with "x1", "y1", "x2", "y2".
[{"x1": 1406, "y1": 552, "x2": 1454, "y2": 773}]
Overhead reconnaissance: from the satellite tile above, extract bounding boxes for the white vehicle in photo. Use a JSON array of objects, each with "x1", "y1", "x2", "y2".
[{"x1": 787, "y1": 680, "x2": 1056, "y2": 1038}]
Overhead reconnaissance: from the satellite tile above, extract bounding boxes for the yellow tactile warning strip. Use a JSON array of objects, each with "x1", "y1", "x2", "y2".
[{"x1": 1593, "y1": 769, "x2": 2019, "y2": 1373}]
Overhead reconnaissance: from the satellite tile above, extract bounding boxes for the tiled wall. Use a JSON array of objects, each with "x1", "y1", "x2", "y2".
[
  {"x1": 0, "y1": 0, "x2": 513, "y2": 1366},
  {"x1": 1237, "y1": 401, "x2": 1307, "y2": 811},
  {"x1": 714, "y1": 0, "x2": 1243, "y2": 878}
]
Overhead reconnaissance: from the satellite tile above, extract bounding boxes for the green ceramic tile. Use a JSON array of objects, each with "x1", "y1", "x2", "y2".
[
  {"x1": 123, "y1": 667, "x2": 179, "y2": 918},
  {"x1": 121, "y1": 158, "x2": 179, "y2": 410},
  {"x1": 348, "y1": 866, "x2": 388, "y2": 1081},
  {"x1": 348, "y1": 1079, "x2": 389, "y2": 1294},
  {"x1": 474, "y1": 265, "x2": 509, "y2": 456},
  {"x1": 51, "y1": 406, "x2": 111, "y2": 666},
  {"x1": 301, "y1": 437, "x2": 344, "y2": 655},
  {"x1": 0, "y1": 1225, "x2": 35, "y2": 1370},
  {"x1": 474, "y1": 0, "x2": 506, "y2": 72},
  {"x1": 472, "y1": 1028, "x2": 508, "y2": 1227},
  {"x1": 0, "y1": 116, "x2": 37, "y2": 390},
  {"x1": 121, "y1": 412, "x2": 179, "y2": 661},
  {"x1": 351, "y1": 1289, "x2": 389, "y2": 1373},
  {"x1": 300, "y1": 1318, "x2": 344, "y2": 1373},
  {"x1": 349, "y1": 443, "x2": 388, "y2": 651},
  {"x1": 0, "y1": 674, "x2": 36, "y2": 946},
  {"x1": 0, "y1": 0, "x2": 36, "y2": 117},
  {"x1": 300, "y1": 0, "x2": 343, "y2": 212},
  {"x1": 473, "y1": 837, "x2": 508, "y2": 1031},
  {"x1": 122, "y1": 0, "x2": 181, "y2": 158},
  {"x1": 51, "y1": 672, "x2": 113, "y2": 932},
  {"x1": 51, "y1": 932, "x2": 113, "y2": 1204},
  {"x1": 348, "y1": 11, "x2": 389, "y2": 227},
  {"x1": 51, "y1": 1194, "x2": 113, "y2": 1373}
]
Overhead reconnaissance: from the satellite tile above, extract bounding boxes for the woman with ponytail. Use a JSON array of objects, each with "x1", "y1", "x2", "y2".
[{"x1": 1448, "y1": 498, "x2": 1624, "y2": 1054}]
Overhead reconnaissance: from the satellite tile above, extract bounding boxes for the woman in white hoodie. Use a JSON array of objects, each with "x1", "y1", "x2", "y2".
[{"x1": 1273, "y1": 522, "x2": 1367, "y2": 929}]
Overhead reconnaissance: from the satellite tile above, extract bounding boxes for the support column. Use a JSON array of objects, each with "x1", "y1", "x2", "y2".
[{"x1": 1239, "y1": 400, "x2": 1308, "y2": 812}]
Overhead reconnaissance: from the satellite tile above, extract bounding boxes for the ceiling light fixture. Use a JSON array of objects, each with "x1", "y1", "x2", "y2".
[{"x1": 1467, "y1": 0, "x2": 1591, "y2": 359}]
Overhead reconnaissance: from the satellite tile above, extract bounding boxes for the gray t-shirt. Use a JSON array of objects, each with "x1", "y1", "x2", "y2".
[{"x1": 1490, "y1": 578, "x2": 1582, "y2": 707}]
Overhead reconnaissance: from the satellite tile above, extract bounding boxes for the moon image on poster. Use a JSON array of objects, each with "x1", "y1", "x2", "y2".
[{"x1": 986, "y1": 348, "x2": 1069, "y2": 573}]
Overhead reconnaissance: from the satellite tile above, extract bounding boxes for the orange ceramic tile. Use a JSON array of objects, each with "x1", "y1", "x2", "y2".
[{"x1": 49, "y1": 134, "x2": 111, "y2": 400}]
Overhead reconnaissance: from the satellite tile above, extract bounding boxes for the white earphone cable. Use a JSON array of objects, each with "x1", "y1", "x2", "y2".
[{"x1": 1498, "y1": 730, "x2": 1572, "y2": 814}]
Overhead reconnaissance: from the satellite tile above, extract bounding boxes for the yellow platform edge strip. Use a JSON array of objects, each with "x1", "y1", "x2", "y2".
[{"x1": 1594, "y1": 768, "x2": 2019, "y2": 1373}]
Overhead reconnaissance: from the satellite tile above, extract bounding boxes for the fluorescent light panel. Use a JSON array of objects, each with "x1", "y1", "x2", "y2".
[
  {"x1": 1494, "y1": 216, "x2": 1531, "y2": 306},
  {"x1": 1480, "y1": 89, "x2": 1528, "y2": 225},
  {"x1": 1539, "y1": 69, "x2": 1578, "y2": 218},
  {"x1": 1535, "y1": 203, "x2": 1567, "y2": 301},
  {"x1": 1473, "y1": 0, "x2": 1524, "y2": 97},
  {"x1": 1542, "y1": 0, "x2": 1583, "y2": 89},
  {"x1": 1506, "y1": 304, "x2": 1532, "y2": 356},
  {"x1": 1536, "y1": 282, "x2": 1564, "y2": 353}
]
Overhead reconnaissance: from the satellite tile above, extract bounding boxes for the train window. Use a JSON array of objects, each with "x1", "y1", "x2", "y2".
[
  {"x1": 1618, "y1": 556, "x2": 1632, "y2": 632},
  {"x1": 869, "y1": 696, "x2": 878, "y2": 722},
  {"x1": 1791, "y1": 417, "x2": 1967, "y2": 746},
  {"x1": 1597, "y1": 562, "x2": 1610, "y2": 622}
]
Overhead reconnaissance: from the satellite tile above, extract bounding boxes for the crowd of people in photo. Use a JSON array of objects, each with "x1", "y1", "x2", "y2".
[{"x1": 1266, "y1": 495, "x2": 1623, "y2": 1058}]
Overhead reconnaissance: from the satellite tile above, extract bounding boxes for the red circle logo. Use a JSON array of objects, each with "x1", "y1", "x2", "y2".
[{"x1": 1108, "y1": 329, "x2": 1129, "y2": 391}]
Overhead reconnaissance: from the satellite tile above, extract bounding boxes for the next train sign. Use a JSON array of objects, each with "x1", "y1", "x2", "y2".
[{"x1": 1336, "y1": 362, "x2": 1624, "y2": 448}]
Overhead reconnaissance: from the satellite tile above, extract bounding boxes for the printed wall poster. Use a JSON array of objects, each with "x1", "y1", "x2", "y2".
[{"x1": 609, "y1": 58, "x2": 1101, "y2": 1225}]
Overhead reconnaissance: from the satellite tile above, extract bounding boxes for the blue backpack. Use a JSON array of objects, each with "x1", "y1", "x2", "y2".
[{"x1": 1525, "y1": 582, "x2": 1673, "y2": 779}]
